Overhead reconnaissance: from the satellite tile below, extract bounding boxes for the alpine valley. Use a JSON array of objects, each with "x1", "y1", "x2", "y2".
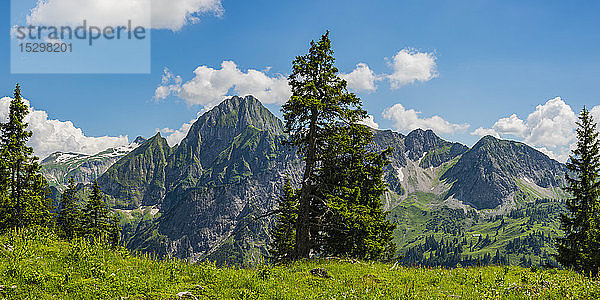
[{"x1": 40, "y1": 96, "x2": 569, "y2": 267}]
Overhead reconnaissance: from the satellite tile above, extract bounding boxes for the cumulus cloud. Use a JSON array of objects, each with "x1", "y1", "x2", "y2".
[
  {"x1": 358, "y1": 115, "x2": 379, "y2": 129},
  {"x1": 523, "y1": 98, "x2": 578, "y2": 148},
  {"x1": 471, "y1": 97, "x2": 589, "y2": 162},
  {"x1": 154, "y1": 62, "x2": 291, "y2": 107},
  {"x1": 382, "y1": 103, "x2": 469, "y2": 135},
  {"x1": 340, "y1": 63, "x2": 379, "y2": 92},
  {"x1": 25, "y1": 0, "x2": 222, "y2": 30},
  {"x1": 156, "y1": 110, "x2": 205, "y2": 146},
  {"x1": 386, "y1": 49, "x2": 438, "y2": 88},
  {"x1": 0, "y1": 97, "x2": 128, "y2": 159},
  {"x1": 591, "y1": 105, "x2": 600, "y2": 129},
  {"x1": 491, "y1": 114, "x2": 527, "y2": 137},
  {"x1": 471, "y1": 127, "x2": 500, "y2": 138}
]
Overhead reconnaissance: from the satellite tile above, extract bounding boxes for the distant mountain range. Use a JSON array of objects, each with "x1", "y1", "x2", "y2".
[
  {"x1": 40, "y1": 96, "x2": 569, "y2": 266},
  {"x1": 41, "y1": 136, "x2": 147, "y2": 191}
]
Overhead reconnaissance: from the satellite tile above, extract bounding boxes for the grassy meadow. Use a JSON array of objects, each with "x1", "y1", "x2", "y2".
[{"x1": 0, "y1": 228, "x2": 599, "y2": 299}]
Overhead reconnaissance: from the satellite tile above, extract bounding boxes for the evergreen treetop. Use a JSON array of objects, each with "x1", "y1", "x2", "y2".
[{"x1": 0, "y1": 84, "x2": 51, "y2": 230}]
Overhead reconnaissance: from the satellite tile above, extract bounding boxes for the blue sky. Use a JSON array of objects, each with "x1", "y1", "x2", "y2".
[{"x1": 1, "y1": 0, "x2": 600, "y2": 161}]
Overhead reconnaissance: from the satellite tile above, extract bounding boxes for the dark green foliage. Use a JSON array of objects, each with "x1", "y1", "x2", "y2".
[
  {"x1": 318, "y1": 124, "x2": 396, "y2": 260},
  {"x1": 0, "y1": 84, "x2": 52, "y2": 230},
  {"x1": 281, "y1": 32, "x2": 394, "y2": 260},
  {"x1": 82, "y1": 180, "x2": 119, "y2": 245},
  {"x1": 556, "y1": 107, "x2": 600, "y2": 275},
  {"x1": 56, "y1": 177, "x2": 82, "y2": 239},
  {"x1": 108, "y1": 215, "x2": 121, "y2": 246},
  {"x1": 283, "y1": 31, "x2": 367, "y2": 258},
  {"x1": 268, "y1": 179, "x2": 298, "y2": 262}
]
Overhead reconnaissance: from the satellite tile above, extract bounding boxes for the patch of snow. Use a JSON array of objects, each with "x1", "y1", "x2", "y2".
[
  {"x1": 522, "y1": 177, "x2": 533, "y2": 184},
  {"x1": 396, "y1": 167, "x2": 404, "y2": 181},
  {"x1": 100, "y1": 142, "x2": 140, "y2": 158},
  {"x1": 56, "y1": 153, "x2": 87, "y2": 163}
]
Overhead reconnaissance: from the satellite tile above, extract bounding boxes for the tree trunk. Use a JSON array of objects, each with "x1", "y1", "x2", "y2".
[
  {"x1": 295, "y1": 108, "x2": 318, "y2": 258},
  {"x1": 15, "y1": 159, "x2": 22, "y2": 227}
]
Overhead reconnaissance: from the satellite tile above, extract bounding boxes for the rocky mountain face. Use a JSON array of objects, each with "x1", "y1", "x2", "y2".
[
  {"x1": 442, "y1": 136, "x2": 567, "y2": 209},
  {"x1": 40, "y1": 137, "x2": 146, "y2": 191},
  {"x1": 76, "y1": 96, "x2": 567, "y2": 264},
  {"x1": 100, "y1": 96, "x2": 299, "y2": 263}
]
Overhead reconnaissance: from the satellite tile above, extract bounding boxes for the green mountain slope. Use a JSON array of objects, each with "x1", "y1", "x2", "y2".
[{"x1": 99, "y1": 133, "x2": 173, "y2": 209}]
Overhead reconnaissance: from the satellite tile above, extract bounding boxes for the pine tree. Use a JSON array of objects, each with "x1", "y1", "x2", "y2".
[
  {"x1": 556, "y1": 107, "x2": 600, "y2": 275},
  {"x1": 281, "y1": 32, "x2": 395, "y2": 260},
  {"x1": 0, "y1": 84, "x2": 51, "y2": 230},
  {"x1": 282, "y1": 31, "x2": 368, "y2": 258},
  {"x1": 268, "y1": 179, "x2": 298, "y2": 262},
  {"x1": 56, "y1": 177, "x2": 82, "y2": 239},
  {"x1": 82, "y1": 180, "x2": 110, "y2": 240},
  {"x1": 108, "y1": 215, "x2": 121, "y2": 247},
  {"x1": 318, "y1": 124, "x2": 396, "y2": 260}
]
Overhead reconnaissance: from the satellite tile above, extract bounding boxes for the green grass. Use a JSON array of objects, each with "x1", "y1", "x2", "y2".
[{"x1": 1, "y1": 228, "x2": 599, "y2": 299}]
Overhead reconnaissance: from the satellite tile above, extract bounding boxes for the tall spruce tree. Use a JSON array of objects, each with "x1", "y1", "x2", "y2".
[
  {"x1": 556, "y1": 107, "x2": 600, "y2": 275},
  {"x1": 283, "y1": 31, "x2": 366, "y2": 258},
  {"x1": 268, "y1": 179, "x2": 298, "y2": 262},
  {"x1": 0, "y1": 84, "x2": 51, "y2": 230},
  {"x1": 56, "y1": 177, "x2": 82, "y2": 239},
  {"x1": 318, "y1": 124, "x2": 396, "y2": 260},
  {"x1": 281, "y1": 32, "x2": 394, "y2": 259},
  {"x1": 82, "y1": 180, "x2": 110, "y2": 239}
]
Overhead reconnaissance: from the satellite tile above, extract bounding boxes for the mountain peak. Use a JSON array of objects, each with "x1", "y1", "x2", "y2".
[
  {"x1": 133, "y1": 136, "x2": 147, "y2": 144},
  {"x1": 184, "y1": 95, "x2": 284, "y2": 142},
  {"x1": 442, "y1": 136, "x2": 566, "y2": 209}
]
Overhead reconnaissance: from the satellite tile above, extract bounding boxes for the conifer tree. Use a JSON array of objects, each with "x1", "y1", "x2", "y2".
[
  {"x1": 556, "y1": 107, "x2": 600, "y2": 275},
  {"x1": 56, "y1": 177, "x2": 82, "y2": 239},
  {"x1": 281, "y1": 32, "x2": 394, "y2": 259},
  {"x1": 82, "y1": 180, "x2": 110, "y2": 239},
  {"x1": 318, "y1": 124, "x2": 396, "y2": 260},
  {"x1": 0, "y1": 84, "x2": 51, "y2": 230},
  {"x1": 108, "y1": 215, "x2": 121, "y2": 247},
  {"x1": 268, "y1": 179, "x2": 298, "y2": 262}
]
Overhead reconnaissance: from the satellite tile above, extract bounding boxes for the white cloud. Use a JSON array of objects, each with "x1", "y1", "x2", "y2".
[
  {"x1": 386, "y1": 49, "x2": 438, "y2": 89},
  {"x1": 491, "y1": 114, "x2": 526, "y2": 137},
  {"x1": 25, "y1": 0, "x2": 222, "y2": 30},
  {"x1": 0, "y1": 97, "x2": 128, "y2": 159},
  {"x1": 591, "y1": 105, "x2": 600, "y2": 129},
  {"x1": 382, "y1": 103, "x2": 469, "y2": 135},
  {"x1": 471, "y1": 127, "x2": 500, "y2": 138},
  {"x1": 534, "y1": 146, "x2": 559, "y2": 161},
  {"x1": 358, "y1": 115, "x2": 379, "y2": 129},
  {"x1": 154, "y1": 61, "x2": 291, "y2": 107},
  {"x1": 154, "y1": 68, "x2": 183, "y2": 100},
  {"x1": 340, "y1": 63, "x2": 379, "y2": 92},
  {"x1": 156, "y1": 110, "x2": 205, "y2": 146},
  {"x1": 523, "y1": 98, "x2": 577, "y2": 148},
  {"x1": 471, "y1": 97, "x2": 582, "y2": 162}
]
